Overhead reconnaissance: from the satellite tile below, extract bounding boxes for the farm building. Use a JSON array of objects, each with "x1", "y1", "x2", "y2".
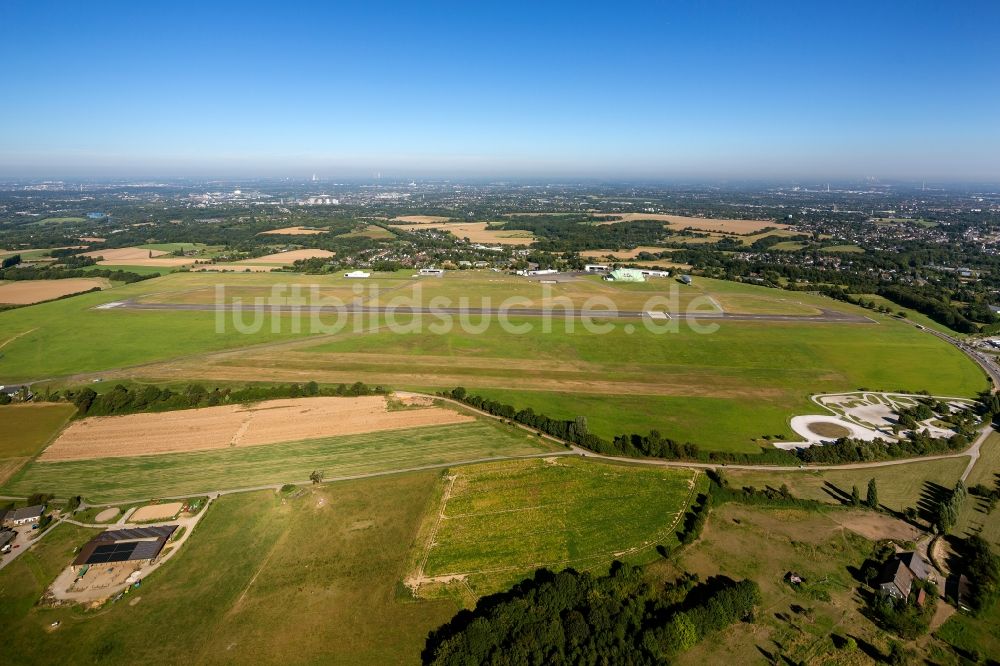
[
  {"x1": 72, "y1": 525, "x2": 177, "y2": 573},
  {"x1": 0, "y1": 529, "x2": 16, "y2": 550},
  {"x1": 604, "y1": 268, "x2": 645, "y2": 282},
  {"x1": 877, "y1": 558, "x2": 914, "y2": 600},
  {"x1": 946, "y1": 574, "x2": 973, "y2": 611},
  {"x1": 0, "y1": 384, "x2": 33, "y2": 401},
  {"x1": 2, "y1": 504, "x2": 44, "y2": 527},
  {"x1": 876, "y1": 551, "x2": 930, "y2": 600}
]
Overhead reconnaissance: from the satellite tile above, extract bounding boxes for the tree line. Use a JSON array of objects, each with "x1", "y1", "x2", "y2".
[
  {"x1": 423, "y1": 563, "x2": 761, "y2": 664},
  {"x1": 56, "y1": 381, "x2": 386, "y2": 418},
  {"x1": 0, "y1": 265, "x2": 155, "y2": 284}
]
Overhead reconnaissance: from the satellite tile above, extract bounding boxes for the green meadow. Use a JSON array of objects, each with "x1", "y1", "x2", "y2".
[
  {"x1": 414, "y1": 457, "x2": 702, "y2": 600},
  {"x1": 0, "y1": 475, "x2": 461, "y2": 665},
  {"x1": 0, "y1": 403, "x2": 76, "y2": 484},
  {"x1": 2, "y1": 421, "x2": 555, "y2": 502}
]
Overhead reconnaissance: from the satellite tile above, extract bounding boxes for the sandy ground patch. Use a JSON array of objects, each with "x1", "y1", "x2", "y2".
[
  {"x1": 826, "y1": 511, "x2": 922, "y2": 542},
  {"x1": 94, "y1": 508, "x2": 120, "y2": 522},
  {"x1": 83, "y1": 247, "x2": 168, "y2": 262},
  {"x1": 397, "y1": 221, "x2": 535, "y2": 245},
  {"x1": 258, "y1": 226, "x2": 328, "y2": 236},
  {"x1": 39, "y1": 396, "x2": 474, "y2": 461},
  {"x1": 238, "y1": 249, "x2": 335, "y2": 265},
  {"x1": 0, "y1": 278, "x2": 107, "y2": 304},
  {"x1": 391, "y1": 215, "x2": 452, "y2": 223},
  {"x1": 131, "y1": 502, "x2": 183, "y2": 521},
  {"x1": 580, "y1": 246, "x2": 670, "y2": 259},
  {"x1": 595, "y1": 213, "x2": 786, "y2": 235}
]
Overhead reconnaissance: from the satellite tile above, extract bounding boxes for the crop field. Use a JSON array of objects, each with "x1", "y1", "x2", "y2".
[
  {"x1": 0, "y1": 475, "x2": 461, "y2": 665},
  {"x1": 236, "y1": 248, "x2": 335, "y2": 265},
  {"x1": 0, "y1": 278, "x2": 108, "y2": 304},
  {"x1": 594, "y1": 212, "x2": 788, "y2": 235},
  {"x1": 40, "y1": 396, "x2": 472, "y2": 461},
  {"x1": 409, "y1": 458, "x2": 700, "y2": 601},
  {"x1": 396, "y1": 221, "x2": 536, "y2": 245},
  {"x1": 258, "y1": 226, "x2": 328, "y2": 235},
  {"x1": 2, "y1": 420, "x2": 556, "y2": 502},
  {"x1": 0, "y1": 403, "x2": 75, "y2": 483}
]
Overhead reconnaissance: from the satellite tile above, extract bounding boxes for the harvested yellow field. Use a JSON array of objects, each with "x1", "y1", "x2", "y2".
[
  {"x1": 397, "y1": 221, "x2": 535, "y2": 245},
  {"x1": 39, "y1": 396, "x2": 474, "y2": 461},
  {"x1": 131, "y1": 502, "x2": 183, "y2": 521},
  {"x1": 391, "y1": 215, "x2": 452, "y2": 223},
  {"x1": 0, "y1": 278, "x2": 107, "y2": 304},
  {"x1": 580, "y1": 246, "x2": 670, "y2": 259},
  {"x1": 82, "y1": 247, "x2": 169, "y2": 262},
  {"x1": 81, "y1": 246, "x2": 193, "y2": 267},
  {"x1": 258, "y1": 226, "x2": 328, "y2": 236},
  {"x1": 237, "y1": 249, "x2": 335, "y2": 265},
  {"x1": 192, "y1": 264, "x2": 276, "y2": 273},
  {"x1": 596, "y1": 213, "x2": 786, "y2": 235}
]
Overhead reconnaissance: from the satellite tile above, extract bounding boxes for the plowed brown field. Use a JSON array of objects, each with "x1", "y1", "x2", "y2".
[{"x1": 39, "y1": 396, "x2": 473, "y2": 461}]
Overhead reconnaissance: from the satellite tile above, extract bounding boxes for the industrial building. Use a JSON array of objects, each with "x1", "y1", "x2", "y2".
[{"x1": 604, "y1": 268, "x2": 645, "y2": 282}]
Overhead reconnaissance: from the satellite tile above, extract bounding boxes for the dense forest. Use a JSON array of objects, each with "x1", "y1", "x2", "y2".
[{"x1": 423, "y1": 564, "x2": 761, "y2": 665}]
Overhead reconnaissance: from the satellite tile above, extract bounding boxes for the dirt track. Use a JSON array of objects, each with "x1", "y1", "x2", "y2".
[{"x1": 39, "y1": 396, "x2": 473, "y2": 461}]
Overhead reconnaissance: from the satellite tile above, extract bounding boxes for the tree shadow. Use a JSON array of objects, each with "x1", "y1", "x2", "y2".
[
  {"x1": 847, "y1": 634, "x2": 884, "y2": 662},
  {"x1": 822, "y1": 481, "x2": 853, "y2": 505},
  {"x1": 917, "y1": 480, "x2": 951, "y2": 523}
]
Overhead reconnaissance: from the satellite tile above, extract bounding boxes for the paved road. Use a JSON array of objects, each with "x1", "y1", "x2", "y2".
[{"x1": 105, "y1": 299, "x2": 876, "y2": 324}]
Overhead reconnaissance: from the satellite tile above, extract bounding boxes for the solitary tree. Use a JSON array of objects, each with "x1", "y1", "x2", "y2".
[
  {"x1": 865, "y1": 478, "x2": 879, "y2": 510},
  {"x1": 309, "y1": 470, "x2": 324, "y2": 484},
  {"x1": 851, "y1": 485, "x2": 861, "y2": 507}
]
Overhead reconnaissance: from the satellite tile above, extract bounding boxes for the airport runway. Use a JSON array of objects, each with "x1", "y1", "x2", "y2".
[{"x1": 103, "y1": 299, "x2": 876, "y2": 324}]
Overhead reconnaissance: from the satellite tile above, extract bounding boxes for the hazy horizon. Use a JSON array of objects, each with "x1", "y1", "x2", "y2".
[{"x1": 2, "y1": 1, "x2": 998, "y2": 182}]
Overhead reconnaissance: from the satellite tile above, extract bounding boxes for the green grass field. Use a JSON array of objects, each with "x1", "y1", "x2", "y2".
[
  {"x1": 0, "y1": 270, "x2": 985, "y2": 452},
  {"x1": 954, "y1": 432, "x2": 1000, "y2": 549},
  {"x1": 413, "y1": 457, "x2": 700, "y2": 600},
  {"x1": 0, "y1": 403, "x2": 76, "y2": 484},
  {"x1": 724, "y1": 457, "x2": 968, "y2": 514},
  {"x1": 0, "y1": 475, "x2": 461, "y2": 665},
  {"x1": 2, "y1": 420, "x2": 556, "y2": 502}
]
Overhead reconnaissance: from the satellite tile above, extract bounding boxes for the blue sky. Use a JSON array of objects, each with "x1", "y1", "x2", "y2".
[{"x1": 1, "y1": 1, "x2": 998, "y2": 180}]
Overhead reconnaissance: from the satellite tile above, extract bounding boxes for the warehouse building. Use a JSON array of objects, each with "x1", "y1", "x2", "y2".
[{"x1": 604, "y1": 268, "x2": 645, "y2": 282}]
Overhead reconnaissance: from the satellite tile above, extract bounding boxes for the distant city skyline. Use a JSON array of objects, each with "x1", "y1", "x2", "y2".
[{"x1": 1, "y1": 1, "x2": 998, "y2": 181}]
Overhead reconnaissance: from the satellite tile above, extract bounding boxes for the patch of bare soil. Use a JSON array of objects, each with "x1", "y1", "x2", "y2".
[
  {"x1": 807, "y1": 422, "x2": 852, "y2": 438},
  {"x1": 826, "y1": 510, "x2": 922, "y2": 542}
]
